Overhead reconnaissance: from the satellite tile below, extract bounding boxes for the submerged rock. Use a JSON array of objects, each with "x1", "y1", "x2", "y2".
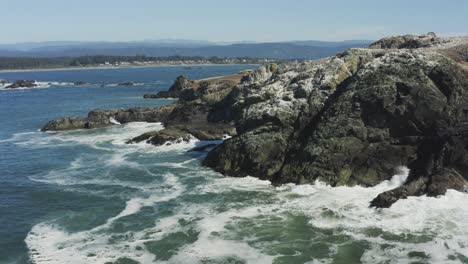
[{"x1": 6, "y1": 80, "x2": 37, "y2": 89}]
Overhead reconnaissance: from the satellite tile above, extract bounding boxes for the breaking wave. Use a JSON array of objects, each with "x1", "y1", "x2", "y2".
[{"x1": 17, "y1": 122, "x2": 468, "y2": 264}]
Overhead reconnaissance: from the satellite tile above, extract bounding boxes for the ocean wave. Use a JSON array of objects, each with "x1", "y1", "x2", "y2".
[
  {"x1": 26, "y1": 172, "x2": 185, "y2": 264},
  {"x1": 14, "y1": 122, "x2": 164, "y2": 150},
  {"x1": 25, "y1": 160, "x2": 468, "y2": 263},
  {"x1": 22, "y1": 121, "x2": 468, "y2": 263}
]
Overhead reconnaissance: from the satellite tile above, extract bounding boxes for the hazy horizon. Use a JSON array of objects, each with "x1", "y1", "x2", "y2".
[
  {"x1": 0, "y1": 38, "x2": 377, "y2": 46},
  {"x1": 1, "y1": 0, "x2": 466, "y2": 44}
]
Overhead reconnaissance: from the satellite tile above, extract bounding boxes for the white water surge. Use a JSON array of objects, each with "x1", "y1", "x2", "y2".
[{"x1": 15, "y1": 123, "x2": 468, "y2": 264}]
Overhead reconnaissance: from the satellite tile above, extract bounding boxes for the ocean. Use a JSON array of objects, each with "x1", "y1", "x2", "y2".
[{"x1": 1, "y1": 65, "x2": 467, "y2": 264}]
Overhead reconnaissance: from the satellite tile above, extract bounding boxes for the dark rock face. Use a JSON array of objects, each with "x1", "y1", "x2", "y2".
[
  {"x1": 0, "y1": 79, "x2": 7, "y2": 85},
  {"x1": 204, "y1": 41, "x2": 468, "y2": 206},
  {"x1": 369, "y1": 32, "x2": 444, "y2": 49},
  {"x1": 73, "y1": 81, "x2": 87, "y2": 85},
  {"x1": 370, "y1": 136, "x2": 468, "y2": 207},
  {"x1": 6, "y1": 80, "x2": 37, "y2": 89}
]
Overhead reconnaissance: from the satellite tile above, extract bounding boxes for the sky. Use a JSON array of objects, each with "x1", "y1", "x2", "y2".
[{"x1": 1, "y1": 0, "x2": 467, "y2": 43}]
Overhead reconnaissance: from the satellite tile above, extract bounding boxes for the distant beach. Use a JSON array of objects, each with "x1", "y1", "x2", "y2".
[{"x1": 0, "y1": 63, "x2": 259, "y2": 73}]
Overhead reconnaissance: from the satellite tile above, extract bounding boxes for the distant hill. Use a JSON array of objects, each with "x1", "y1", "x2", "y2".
[{"x1": 0, "y1": 40, "x2": 373, "y2": 59}]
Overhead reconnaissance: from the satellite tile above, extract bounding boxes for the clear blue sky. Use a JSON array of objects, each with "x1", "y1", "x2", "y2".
[{"x1": 1, "y1": 0, "x2": 467, "y2": 43}]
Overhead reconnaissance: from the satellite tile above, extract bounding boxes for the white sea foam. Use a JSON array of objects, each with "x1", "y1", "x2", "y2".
[
  {"x1": 182, "y1": 168, "x2": 468, "y2": 263},
  {"x1": 109, "y1": 117, "x2": 121, "y2": 125},
  {"x1": 15, "y1": 122, "x2": 164, "y2": 150},
  {"x1": 26, "y1": 173, "x2": 184, "y2": 264},
  {"x1": 22, "y1": 120, "x2": 468, "y2": 263},
  {"x1": 26, "y1": 163, "x2": 468, "y2": 263},
  {"x1": 26, "y1": 223, "x2": 157, "y2": 264},
  {"x1": 166, "y1": 206, "x2": 277, "y2": 264}
]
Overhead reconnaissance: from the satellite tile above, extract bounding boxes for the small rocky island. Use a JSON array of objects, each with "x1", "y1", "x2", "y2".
[
  {"x1": 42, "y1": 33, "x2": 468, "y2": 208},
  {"x1": 4, "y1": 80, "x2": 37, "y2": 89}
]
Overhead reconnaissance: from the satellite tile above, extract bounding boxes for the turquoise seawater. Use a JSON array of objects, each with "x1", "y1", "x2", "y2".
[{"x1": 1, "y1": 65, "x2": 468, "y2": 264}]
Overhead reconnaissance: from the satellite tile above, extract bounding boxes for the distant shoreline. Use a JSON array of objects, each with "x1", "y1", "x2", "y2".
[{"x1": 0, "y1": 63, "x2": 260, "y2": 73}]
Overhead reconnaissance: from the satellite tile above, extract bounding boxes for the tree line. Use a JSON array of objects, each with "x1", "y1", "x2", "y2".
[{"x1": 0, "y1": 55, "x2": 267, "y2": 70}]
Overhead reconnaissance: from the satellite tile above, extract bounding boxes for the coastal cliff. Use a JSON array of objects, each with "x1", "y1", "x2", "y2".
[{"x1": 42, "y1": 33, "x2": 468, "y2": 207}]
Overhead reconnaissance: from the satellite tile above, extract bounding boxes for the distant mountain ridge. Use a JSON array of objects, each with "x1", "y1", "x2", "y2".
[{"x1": 0, "y1": 39, "x2": 373, "y2": 59}]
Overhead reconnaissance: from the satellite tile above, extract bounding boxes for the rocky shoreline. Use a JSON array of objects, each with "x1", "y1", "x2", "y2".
[{"x1": 42, "y1": 33, "x2": 468, "y2": 208}]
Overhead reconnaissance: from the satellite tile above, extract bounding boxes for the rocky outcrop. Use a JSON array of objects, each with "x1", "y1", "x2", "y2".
[
  {"x1": 126, "y1": 128, "x2": 194, "y2": 146},
  {"x1": 131, "y1": 74, "x2": 245, "y2": 145},
  {"x1": 204, "y1": 36, "x2": 468, "y2": 207},
  {"x1": 441, "y1": 42, "x2": 468, "y2": 63},
  {"x1": 369, "y1": 32, "x2": 444, "y2": 49},
  {"x1": 41, "y1": 105, "x2": 176, "y2": 131},
  {"x1": 126, "y1": 103, "x2": 236, "y2": 146},
  {"x1": 144, "y1": 76, "x2": 197, "y2": 99},
  {"x1": 144, "y1": 73, "x2": 245, "y2": 104},
  {"x1": 41, "y1": 117, "x2": 87, "y2": 131},
  {"x1": 0, "y1": 79, "x2": 7, "y2": 85},
  {"x1": 126, "y1": 123, "x2": 235, "y2": 146},
  {"x1": 117, "y1": 82, "x2": 135, "y2": 86},
  {"x1": 41, "y1": 34, "x2": 468, "y2": 207},
  {"x1": 6, "y1": 80, "x2": 37, "y2": 89}
]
